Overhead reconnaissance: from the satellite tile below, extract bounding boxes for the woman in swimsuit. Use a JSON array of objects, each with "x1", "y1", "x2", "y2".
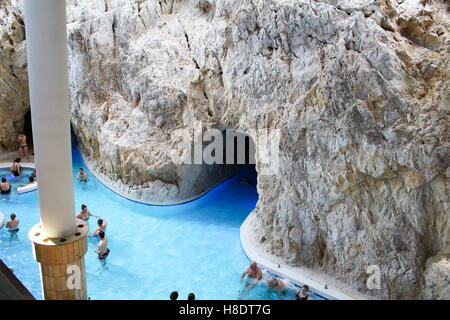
[
  {"x1": 17, "y1": 132, "x2": 31, "y2": 163},
  {"x1": 76, "y1": 204, "x2": 98, "y2": 221},
  {"x1": 0, "y1": 178, "x2": 12, "y2": 194},
  {"x1": 10, "y1": 158, "x2": 21, "y2": 177},
  {"x1": 6, "y1": 213, "x2": 19, "y2": 232}
]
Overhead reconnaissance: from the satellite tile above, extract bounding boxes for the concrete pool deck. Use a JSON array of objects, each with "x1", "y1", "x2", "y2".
[{"x1": 240, "y1": 210, "x2": 373, "y2": 300}]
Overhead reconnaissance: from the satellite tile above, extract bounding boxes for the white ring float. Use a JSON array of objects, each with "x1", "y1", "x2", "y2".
[
  {"x1": 0, "y1": 211, "x2": 4, "y2": 230},
  {"x1": 17, "y1": 181, "x2": 38, "y2": 194}
]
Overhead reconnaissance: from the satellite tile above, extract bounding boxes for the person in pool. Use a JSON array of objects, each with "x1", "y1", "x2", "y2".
[
  {"x1": 76, "y1": 168, "x2": 87, "y2": 181},
  {"x1": 17, "y1": 132, "x2": 31, "y2": 163},
  {"x1": 89, "y1": 218, "x2": 107, "y2": 237},
  {"x1": 21, "y1": 175, "x2": 35, "y2": 187},
  {"x1": 10, "y1": 158, "x2": 21, "y2": 177},
  {"x1": 296, "y1": 285, "x2": 309, "y2": 300},
  {"x1": 240, "y1": 261, "x2": 263, "y2": 291},
  {"x1": 94, "y1": 231, "x2": 110, "y2": 260},
  {"x1": 1, "y1": 177, "x2": 12, "y2": 194},
  {"x1": 6, "y1": 213, "x2": 19, "y2": 232},
  {"x1": 267, "y1": 277, "x2": 286, "y2": 295},
  {"x1": 30, "y1": 168, "x2": 37, "y2": 180},
  {"x1": 76, "y1": 204, "x2": 98, "y2": 221}
]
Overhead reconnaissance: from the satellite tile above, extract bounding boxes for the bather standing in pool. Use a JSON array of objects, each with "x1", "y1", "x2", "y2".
[
  {"x1": 17, "y1": 132, "x2": 31, "y2": 163},
  {"x1": 76, "y1": 168, "x2": 87, "y2": 181},
  {"x1": 240, "y1": 261, "x2": 263, "y2": 291},
  {"x1": 1, "y1": 177, "x2": 12, "y2": 194},
  {"x1": 267, "y1": 277, "x2": 286, "y2": 296},
  {"x1": 21, "y1": 175, "x2": 35, "y2": 187},
  {"x1": 10, "y1": 158, "x2": 21, "y2": 176},
  {"x1": 94, "y1": 231, "x2": 110, "y2": 260},
  {"x1": 6, "y1": 213, "x2": 19, "y2": 232},
  {"x1": 89, "y1": 218, "x2": 107, "y2": 237},
  {"x1": 76, "y1": 204, "x2": 98, "y2": 221}
]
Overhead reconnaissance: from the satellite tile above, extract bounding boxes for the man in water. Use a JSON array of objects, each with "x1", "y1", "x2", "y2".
[
  {"x1": 0, "y1": 177, "x2": 12, "y2": 194},
  {"x1": 94, "y1": 231, "x2": 110, "y2": 260},
  {"x1": 6, "y1": 213, "x2": 19, "y2": 232},
  {"x1": 89, "y1": 218, "x2": 107, "y2": 237},
  {"x1": 240, "y1": 261, "x2": 263, "y2": 291},
  {"x1": 296, "y1": 285, "x2": 309, "y2": 300},
  {"x1": 21, "y1": 175, "x2": 35, "y2": 187},
  {"x1": 76, "y1": 204, "x2": 98, "y2": 221},
  {"x1": 267, "y1": 277, "x2": 286, "y2": 296},
  {"x1": 76, "y1": 168, "x2": 87, "y2": 181},
  {"x1": 17, "y1": 132, "x2": 31, "y2": 163}
]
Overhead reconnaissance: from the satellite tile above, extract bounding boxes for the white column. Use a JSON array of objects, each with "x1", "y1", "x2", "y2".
[{"x1": 24, "y1": 0, "x2": 76, "y2": 238}]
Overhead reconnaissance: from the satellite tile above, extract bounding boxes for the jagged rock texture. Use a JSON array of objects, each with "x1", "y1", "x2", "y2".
[
  {"x1": 0, "y1": 1, "x2": 28, "y2": 151},
  {"x1": 1, "y1": 0, "x2": 449, "y2": 299}
]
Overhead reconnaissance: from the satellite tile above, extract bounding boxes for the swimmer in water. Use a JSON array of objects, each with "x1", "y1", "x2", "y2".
[
  {"x1": 89, "y1": 218, "x2": 107, "y2": 237},
  {"x1": 267, "y1": 277, "x2": 286, "y2": 296},
  {"x1": 21, "y1": 175, "x2": 35, "y2": 187},
  {"x1": 10, "y1": 158, "x2": 21, "y2": 177},
  {"x1": 240, "y1": 176, "x2": 250, "y2": 184},
  {"x1": 1, "y1": 177, "x2": 12, "y2": 194},
  {"x1": 296, "y1": 285, "x2": 309, "y2": 300},
  {"x1": 94, "y1": 231, "x2": 110, "y2": 260},
  {"x1": 76, "y1": 168, "x2": 87, "y2": 181},
  {"x1": 240, "y1": 261, "x2": 263, "y2": 291},
  {"x1": 30, "y1": 168, "x2": 37, "y2": 180},
  {"x1": 76, "y1": 204, "x2": 98, "y2": 221},
  {"x1": 17, "y1": 132, "x2": 31, "y2": 163},
  {"x1": 6, "y1": 213, "x2": 19, "y2": 232}
]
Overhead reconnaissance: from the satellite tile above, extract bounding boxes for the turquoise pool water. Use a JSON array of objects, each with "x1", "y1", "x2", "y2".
[{"x1": 0, "y1": 149, "x2": 322, "y2": 300}]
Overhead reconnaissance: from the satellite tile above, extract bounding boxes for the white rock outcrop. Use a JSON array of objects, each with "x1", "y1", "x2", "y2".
[
  {"x1": 1, "y1": 0, "x2": 449, "y2": 299},
  {"x1": 0, "y1": 1, "x2": 28, "y2": 151}
]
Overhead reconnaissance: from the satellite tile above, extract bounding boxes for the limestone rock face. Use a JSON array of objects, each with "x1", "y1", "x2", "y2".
[
  {"x1": 2, "y1": 0, "x2": 449, "y2": 299},
  {"x1": 0, "y1": 1, "x2": 28, "y2": 151}
]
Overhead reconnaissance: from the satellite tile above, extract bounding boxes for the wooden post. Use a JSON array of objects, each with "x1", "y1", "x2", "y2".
[{"x1": 28, "y1": 220, "x2": 89, "y2": 300}]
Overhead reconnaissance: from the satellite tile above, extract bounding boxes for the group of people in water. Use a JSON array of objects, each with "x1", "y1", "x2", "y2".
[
  {"x1": 75, "y1": 202, "x2": 110, "y2": 261},
  {"x1": 241, "y1": 261, "x2": 310, "y2": 300},
  {"x1": 170, "y1": 291, "x2": 196, "y2": 300},
  {"x1": 1, "y1": 133, "x2": 37, "y2": 195}
]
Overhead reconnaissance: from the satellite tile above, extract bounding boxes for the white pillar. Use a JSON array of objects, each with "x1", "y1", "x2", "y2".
[{"x1": 24, "y1": 0, "x2": 76, "y2": 238}]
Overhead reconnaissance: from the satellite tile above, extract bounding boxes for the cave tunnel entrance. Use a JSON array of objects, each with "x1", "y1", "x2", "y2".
[{"x1": 23, "y1": 109, "x2": 33, "y2": 150}]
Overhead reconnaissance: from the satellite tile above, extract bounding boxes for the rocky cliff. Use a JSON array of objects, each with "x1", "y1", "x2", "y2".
[
  {"x1": 0, "y1": 1, "x2": 28, "y2": 152},
  {"x1": 1, "y1": 0, "x2": 449, "y2": 299}
]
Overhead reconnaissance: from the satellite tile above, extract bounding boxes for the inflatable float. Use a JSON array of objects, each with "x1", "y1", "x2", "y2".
[
  {"x1": 17, "y1": 181, "x2": 38, "y2": 194},
  {"x1": 0, "y1": 211, "x2": 4, "y2": 230}
]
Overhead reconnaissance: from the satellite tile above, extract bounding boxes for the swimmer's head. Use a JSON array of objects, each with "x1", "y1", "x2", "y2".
[
  {"x1": 270, "y1": 278, "x2": 277, "y2": 286},
  {"x1": 250, "y1": 261, "x2": 257, "y2": 270},
  {"x1": 79, "y1": 168, "x2": 84, "y2": 172},
  {"x1": 170, "y1": 291, "x2": 178, "y2": 300},
  {"x1": 29, "y1": 176, "x2": 34, "y2": 183},
  {"x1": 10, "y1": 213, "x2": 16, "y2": 220},
  {"x1": 14, "y1": 158, "x2": 21, "y2": 163},
  {"x1": 1, "y1": 177, "x2": 6, "y2": 182},
  {"x1": 97, "y1": 219, "x2": 103, "y2": 226},
  {"x1": 81, "y1": 204, "x2": 87, "y2": 210},
  {"x1": 188, "y1": 293, "x2": 195, "y2": 300},
  {"x1": 98, "y1": 231, "x2": 105, "y2": 239},
  {"x1": 302, "y1": 285, "x2": 309, "y2": 291}
]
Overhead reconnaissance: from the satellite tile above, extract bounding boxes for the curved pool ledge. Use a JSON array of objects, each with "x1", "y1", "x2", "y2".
[
  {"x1": 240, "y1": 210, "x2": 373, "y2": 300},
  {"x1": 79, "y1": 151, "x2": 245, "y2": 206}
]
